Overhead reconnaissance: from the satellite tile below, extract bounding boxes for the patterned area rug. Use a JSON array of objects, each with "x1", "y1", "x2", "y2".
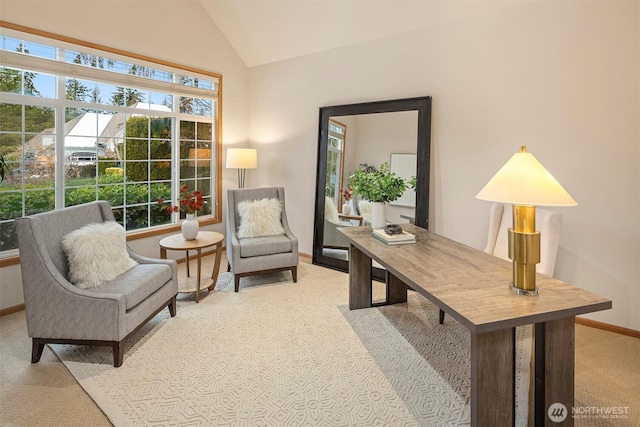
[{"x1": 50, "y1": 262, "x2": 527, "y2": 426}]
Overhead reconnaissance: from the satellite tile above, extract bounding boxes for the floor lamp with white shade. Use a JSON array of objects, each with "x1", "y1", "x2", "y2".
[{"x1": 226, "y1": 148, "x2": 257, "y2": 188}]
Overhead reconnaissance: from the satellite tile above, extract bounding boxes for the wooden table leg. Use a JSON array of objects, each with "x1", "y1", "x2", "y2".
[
  {"x1": 349, "y1": 244, "x2": 372, "y2": 310},
  {"x1": 535, "y1": 316, "x2": 575, "y2": 427},
  {"x1": 386, "y1": 271, "x2": 407, "y2": 305},
  {"x1": 185, "y1": 250, "x2": 190, "y2": 277},
  {"x1": 195, "y1": 248, "x2": 202, "y2": 303},
  {"x1": 471, "y1": 328, "x2": 514, "y2": 427},
  {"x1": 208, "y1": 243, "x2": 222, "y2": 291}
]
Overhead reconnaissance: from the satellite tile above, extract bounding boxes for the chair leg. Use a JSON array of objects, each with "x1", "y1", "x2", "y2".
[
  {"x1": 291, "y1": 266, "x2": 298, "y2": 283},
  {"x1": 168, "y1": 295, "x2": 177, "y2": 317},
  {"x1": 113, "y1": 341, "x2": 125, "y2": 367},
  {"x1": 227, "y1": 263, "x2": 231, "y2": 273},
  {"x1": 439, "y1": 309, "x2": 445, "y2": 325},
  {"x1": 31, "y1": 338, "x2": 45, "y2": 363},
  {"x1": 234, "y1": 275, "x2": 241, "y2": 292}
]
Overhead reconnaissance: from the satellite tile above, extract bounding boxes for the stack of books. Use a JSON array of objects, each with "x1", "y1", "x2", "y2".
[{"x1": 372, "y1": 228, "x2": 416, "y2": 245}]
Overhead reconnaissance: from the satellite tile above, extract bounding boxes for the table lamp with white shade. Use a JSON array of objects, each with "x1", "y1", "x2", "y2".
[
  {"x1": 476, "y1": 146, "x2": 577, "y2": 295},
  {"x1": 226, "y1": 148, "x2": 257, "y2": 188}
]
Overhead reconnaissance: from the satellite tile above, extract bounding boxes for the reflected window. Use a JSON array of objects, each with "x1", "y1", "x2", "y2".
[{"x1": 326, "y1": 120, "x2": 346, "y2": 206}]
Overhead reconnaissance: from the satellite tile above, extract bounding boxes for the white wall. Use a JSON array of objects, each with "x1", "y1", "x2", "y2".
[
  {"x1": 0, "y1": 0, "x2": 249, "y2": 309},
  {"x1": 248, "y1": 1, "x2": 639, "y2": 330}
]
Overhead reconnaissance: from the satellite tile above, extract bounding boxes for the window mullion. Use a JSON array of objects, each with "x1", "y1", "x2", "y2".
[
  {"x1": 54, "y1": 94, "x2": 65, "y2": 209},
  {"x1": 172, "y1": 118, "x2": 179, "y2": 224}
]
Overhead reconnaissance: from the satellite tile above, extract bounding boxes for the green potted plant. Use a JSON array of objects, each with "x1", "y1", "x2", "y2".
[{"x1": 348, "y1": 162, "x2": 408, "y2": 228}]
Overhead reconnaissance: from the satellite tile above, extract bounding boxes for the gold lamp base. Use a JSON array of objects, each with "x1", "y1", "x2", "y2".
[{"x1": 508, "y1": 205, "x2": 541, "y2": 296}]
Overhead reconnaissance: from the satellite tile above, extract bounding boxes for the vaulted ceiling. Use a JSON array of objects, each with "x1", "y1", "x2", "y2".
[{"x1": 199, "y1": 0, "x2": 520, "y2": 67}]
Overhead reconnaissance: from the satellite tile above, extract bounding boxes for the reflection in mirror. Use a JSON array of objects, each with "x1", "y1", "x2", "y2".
[
  {"x1": 313, "y1": 97, "x2": 432, "y2": 276},
  {"x1": 390, "y1": 153, "x2": 417, "y2": 209}
]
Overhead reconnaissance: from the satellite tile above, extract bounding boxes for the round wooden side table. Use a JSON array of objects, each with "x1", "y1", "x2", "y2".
[{"x1": 159, "y1": 231, "x2": 224, "y2": 302}]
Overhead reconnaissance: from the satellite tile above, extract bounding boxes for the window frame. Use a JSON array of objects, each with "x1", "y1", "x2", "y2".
[{"x1": 0, "y1": 21, "x2": 223, "y2": 266}]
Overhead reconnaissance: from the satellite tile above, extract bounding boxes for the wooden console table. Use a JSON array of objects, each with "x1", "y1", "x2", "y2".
[{"x1": 339, "y1": 224, "x2": 611, "y2": 427}]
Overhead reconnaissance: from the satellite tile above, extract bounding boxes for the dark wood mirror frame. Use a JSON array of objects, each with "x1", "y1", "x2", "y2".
[{"x1": 312, "y1": 96, "x2": 432, "y2": 276}]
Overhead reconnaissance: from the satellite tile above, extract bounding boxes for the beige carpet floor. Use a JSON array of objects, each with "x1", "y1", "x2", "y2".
[
  {"x1": 44, "y1": 262, "x2": 476, "y2": 426},
  {"x1": 1, "y1": 258, "x2": 639, "y2": 426}
]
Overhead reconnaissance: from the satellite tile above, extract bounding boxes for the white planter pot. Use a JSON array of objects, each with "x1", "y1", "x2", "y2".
[
  {"x1": 371, "y1": 202, "x2": 386, "y2": 229},
  {"x1": 181, "y1": 214, "x2": 199, "y2": 240},
  {"x1": 342, "y1": 203, "x2": 351, "y2": 215}
]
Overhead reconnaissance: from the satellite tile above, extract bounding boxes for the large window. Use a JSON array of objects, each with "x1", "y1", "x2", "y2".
[{"x1": 0, "y1": 24, "x2": 221, "y2": 256}]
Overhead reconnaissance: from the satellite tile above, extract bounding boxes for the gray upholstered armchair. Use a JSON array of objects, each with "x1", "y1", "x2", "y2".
[
  {"x1": 16, "y1": 201, "x2": 178, "y2": 367},
  {"x1": 226, "y1": 187, "x2": 298, "y2": 292},
  {"x1": 323, "y1": 196, "x2": 354, "y2": 249}
]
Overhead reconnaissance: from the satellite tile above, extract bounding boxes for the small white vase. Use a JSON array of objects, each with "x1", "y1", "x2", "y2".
[
  {"x1": 181, "y1": 214, "x2": 199, "y2": 240},
  {"x1": 342, "y1": 203, "x2": 351, "y2": 215},
  {"x1": 371, "y1": 202, "x2": 386, "y2": 229}
]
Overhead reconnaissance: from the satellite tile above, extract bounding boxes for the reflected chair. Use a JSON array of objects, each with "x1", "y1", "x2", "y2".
[
  {"x1": 323, "y1": 196, "x2": 354, "y2": 249},
  {"x1": 226, "y1": 187, "x2": 299, "y2": 292},
  {"x1": 16, "y1": 201, "x2": 178, "y2": 367},
  {"x1": 352, "y1": 194, "x2": 372, "y2": 225}
]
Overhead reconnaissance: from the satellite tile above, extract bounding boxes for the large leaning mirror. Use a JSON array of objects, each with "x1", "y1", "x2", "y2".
[{"x1": 312, "y1": 96, "x2": 432, "y2": 277}]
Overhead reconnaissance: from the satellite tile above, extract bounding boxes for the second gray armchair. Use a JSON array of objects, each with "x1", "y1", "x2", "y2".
[{"x1": 226, "y1": 187, "x2": 299, "y2": 292}]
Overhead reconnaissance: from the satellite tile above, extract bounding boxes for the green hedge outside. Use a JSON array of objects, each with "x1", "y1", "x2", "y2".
[{"x1": 0, "y1": 173, "x2": 173, "y2": 252}]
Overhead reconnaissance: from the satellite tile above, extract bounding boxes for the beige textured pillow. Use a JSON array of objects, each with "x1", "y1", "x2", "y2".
[
  {"x1": 62, "y1": 221, "x2": 137, "y2": 289},
  {"x1": 237, "y1": 198, "x2": 285, "y2": 238}
]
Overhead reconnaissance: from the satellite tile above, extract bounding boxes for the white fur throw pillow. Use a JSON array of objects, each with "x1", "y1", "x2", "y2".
[
  {"x1": 324, "y1": 197, "x2": 341, "y2": 224},
  {"x1": 62, "y1": 221, "x2": 137, "y2": 289},
  {"x1": 358, "y1": 200, "x2": 373, "y2": 222},
  {"x1": 236, "y1": 198, "x2": 285, "y2": 239}
]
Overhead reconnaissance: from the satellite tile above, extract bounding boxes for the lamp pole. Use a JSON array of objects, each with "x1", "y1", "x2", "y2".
[
  {"x1": 226, "y1": 148, "x2": 257, "y2": 189},
  {"x1": 238, "y1": 168, "x2": 246, "y2": 188}
]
